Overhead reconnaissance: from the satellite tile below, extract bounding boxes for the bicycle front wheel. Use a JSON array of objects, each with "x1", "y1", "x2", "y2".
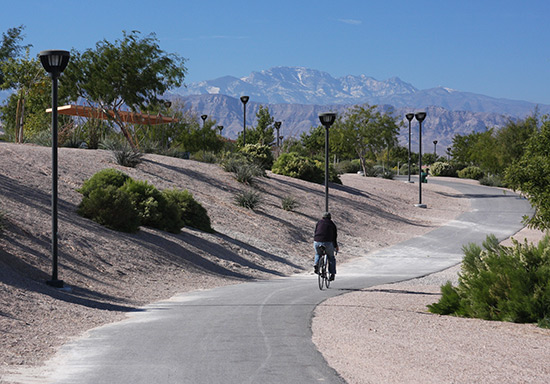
[
  {"x1": 324, "y1": 255, "x2": 330, "y2": 289},
  {"x1": 317, "y1": 258, "x2": 325, "y2": 290}
]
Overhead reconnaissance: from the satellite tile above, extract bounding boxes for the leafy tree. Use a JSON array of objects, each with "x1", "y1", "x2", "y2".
[
  {"x1": 0, "y1": 48, "x2": 50, "y2": 142},
  {"x1": 505, "y1": 115, "x2": 550, "y2": 230},
  {"x1": 0, "y1": 25, "x2": 30, "y2": 84},
  {"x1": 63, "y1": 31, "x2": 187, "y2": 150},
  {"x1": 332, "y1": 104, "x2": 400, "y2": 176},
  {"x1": 236, "y1": 105, "x2": 274, "y2": 147}
]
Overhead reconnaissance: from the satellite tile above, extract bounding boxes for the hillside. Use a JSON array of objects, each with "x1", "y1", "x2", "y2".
[{"x1": 0, "y1": 142, "x2": 468, "y2": 370}]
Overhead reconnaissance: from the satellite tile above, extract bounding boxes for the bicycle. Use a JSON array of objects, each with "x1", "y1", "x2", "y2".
[{"x1": 317, "y1": 245, "x2": 330, "y2": 290}]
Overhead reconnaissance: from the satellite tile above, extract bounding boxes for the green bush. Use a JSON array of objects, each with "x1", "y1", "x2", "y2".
[
  {"x1": 220, "y1": 152, "x2": 264, "y2": 184},
  {"x1": 78, "y1": 184, "x2": 140, "y2": 233},
  {"x1": 334, "y1": 159, "x2": 361, "y2": 174},
  {"x1": 234, "y1": 190, "x2": 263, "y2": 210},
  {"x1": 78, "y1": 169, "x2": 211, "y2": 233},
  {"x1": 272, "y1": 152, "x2": 341, "y2": 184},
  {"x1": 480, "y1": 174, "x2": 506, "y2": 187},
  {"x1": 163, "y1": 188, "x2": 213, "y2": 233},
  {"x1": 429, "y1": 161, "x2": 457, "y2": 177},
  {"x1": 428, "y1": 234, "x2": 550, "y2": 327},
  {"x1": 458, "y1": 166, "x2": 484, "y2": 180},
  {"x1": 240, "y1": 143, "x2": 274, "y2": 170},
  {"x1": 121, "y1": 179, "x2": 170, "y2": 230}
]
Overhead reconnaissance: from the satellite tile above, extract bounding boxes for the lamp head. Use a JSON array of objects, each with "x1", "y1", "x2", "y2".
[
  {"x1": 201, "y1": 114, "x2": 207, "y2": 121},
  {"x1": 274, "y1": 121, "x2": 282, "y2": 129},
  {"x1": 39, "y1": 50, "x2": 70, "y2": 77},
  {"x1": 433, "y1": 140, "x2": 438, "y2": 145},
  {"x1": 240, "y1": 96, "x2": 249, "y2": 105},
  {"x1": 405, "y1": 113, "x2": 414, "y2": 122},
  {"x1": 319, "y1": 112, "x2": 337, "y2": 128},
  {"x1": 415, "y1": 112, "x2": 427, "y2": 123}
]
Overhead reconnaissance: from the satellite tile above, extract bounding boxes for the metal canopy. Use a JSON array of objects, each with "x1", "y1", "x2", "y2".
[{"x1": 46, "y1": 104, "x2": 177, "y2": 125}]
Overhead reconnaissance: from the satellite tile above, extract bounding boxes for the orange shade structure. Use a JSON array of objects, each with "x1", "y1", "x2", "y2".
[{"x1": 46, "y1": 104, "x2": 177, "y2": 125}]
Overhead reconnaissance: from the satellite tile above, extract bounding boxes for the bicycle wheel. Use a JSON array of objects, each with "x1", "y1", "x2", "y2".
[
  {"x1": 317, "y1": 257, "x2": 325, "y2": 290},
  {"x1": 324, "y1": 255, "x2": 331, "y2": 289}
]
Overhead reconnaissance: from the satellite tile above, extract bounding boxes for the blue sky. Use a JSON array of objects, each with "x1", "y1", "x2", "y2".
[{"x1": 3, "y1": 0, "x2": 550, "y2": 104}]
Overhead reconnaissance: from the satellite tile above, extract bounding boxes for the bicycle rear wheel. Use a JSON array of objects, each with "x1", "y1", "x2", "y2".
[
  {"x1": 324, "y1": 255, "x2": 331, "y2": 289},
  {"x1": 317, "y1": 257, "x2": 325, "y2": 290}
]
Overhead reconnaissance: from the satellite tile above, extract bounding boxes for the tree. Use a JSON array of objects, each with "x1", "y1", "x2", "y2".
[
  {"x1": 63, "y1": 31, "x2": 187, "y2": 150},
  {"x1": 332, "y1": 104, "x2": 400, "y2": 176},
  {"x1": 0, "y1": 25, "x2": 30, "y2": 84},
  {"x1": 236, "y1": 105, "x2": 274, "y2": 147},
  {"x1": 0, "y1": 48, "x2": 50, "y2": 142},
  {"x1": 505, "y1": 115, "x2": 550, "y2": 230}
]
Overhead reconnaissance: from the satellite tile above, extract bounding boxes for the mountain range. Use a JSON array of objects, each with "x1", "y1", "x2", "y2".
[{"x1": 173, "y1": 67, "x2": 549, "y2": 154}]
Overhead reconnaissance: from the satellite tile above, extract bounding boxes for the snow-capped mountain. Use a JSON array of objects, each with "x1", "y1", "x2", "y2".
[{"x1": 178, "y1": 67, "x2": 418, "y2": 105}]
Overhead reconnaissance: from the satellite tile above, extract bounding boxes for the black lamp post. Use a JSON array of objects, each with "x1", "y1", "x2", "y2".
[
  {"x1": 240, "y1": 96, "x2": 249, "y2": 145},
  {"x1": 415, "y1": 112, "x2": 427, "y2": 208},
  {"x1": 447, "y1": 147, "x2": 452, "y2": 160},
  {"x1": 39, "y1": 50, "x2": 70, "y2": 288},
  {"x1": 405, "y1": 113, "x2": 414, "y2": 183},
  {"x1": 163, "y1": 100, "x2": 172, "y2": 149},
  {"x1": 433, "y1": 140, "x2": 438, "y2": 157},
  {"x1": 274, "y1": 121, "x2": 282, "y2": 147},
  {"x1": 319, "y1": 112, "x2": 337, "y2": 213},
  {"x1": 201, "y1": 114, "x2": 207, "y2": 152},
  {"x1": 217, "y1": 125, "x2": 223, "y2": 136}
]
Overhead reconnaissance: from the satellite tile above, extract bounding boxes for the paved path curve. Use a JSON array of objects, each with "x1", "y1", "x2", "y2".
[{"x1": 35, "y1": 179, "x2": 532, "y2": 384}]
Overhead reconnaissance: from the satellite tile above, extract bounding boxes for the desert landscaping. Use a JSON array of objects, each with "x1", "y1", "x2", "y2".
[{"x1": 1, "y1": 142, "x2": 549, "y2": 383}]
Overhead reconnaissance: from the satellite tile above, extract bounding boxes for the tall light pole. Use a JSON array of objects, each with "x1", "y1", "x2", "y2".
[
  {"x1": 405, "y1": 113, "x2": 414, "y2": 183},
  {"x1": 415, "y1": 112, "x2": 427, "y2": 208},
  {"x1": 433, "y1": 140, "x2": 438, "y2": 157},
  {"x1": 163, "y1": 100, "x2": 172, "y2": 149},
  {"x1": 319, "y1": 112, "x2": 337, "y2": 213},
  {"x1": 39, "y1": 50, "x2": 70, "y2": 288},
  {"x1": 217, "y1": 125, "x2": 223, "y2": 136},
  {"x1": 274, "y1": 121, "x2": 282, "y2": 147},
  {"x1": 240, "y1": 96, "x2": 249, "y2": 146},
  {"x1": 447, "y1": 147, "x2": 452, "y2": 160},
  {"x1": 201, "y1": 114, "x2": 207, "y2": 152}
]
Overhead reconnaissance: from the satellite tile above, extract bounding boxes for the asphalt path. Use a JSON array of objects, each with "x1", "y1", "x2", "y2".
[{"x1": 36, "y1": 178, "x2": 533, "y2": 384}]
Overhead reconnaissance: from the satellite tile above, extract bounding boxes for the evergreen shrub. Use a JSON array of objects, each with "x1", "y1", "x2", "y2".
[
  {"x1": 162, "y1": 188, "x2": 213, "y2": 233},
  {"x1": 429, "y1": 161, "x2": 457, "y2": 177},
  {"x1": 458, "y1": 166, "x2": 484, "y2": 180},
  {"x1": 428, "y1": 234, "x2": 550, "y2": 327}
]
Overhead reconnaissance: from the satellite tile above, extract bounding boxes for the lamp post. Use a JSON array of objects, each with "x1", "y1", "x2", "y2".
[
  {"x1": 319, "y1": 112, "x2": 337, "y2": 213},
  {"x1": 405, "y1": 113, "x2": 414, "y2": 183},
  {"x1": 217, "y1": 125, "x2": 223, "y2": 136},
  {"x1": 274, "y1": 121, "x2": 282, "y2": 147},
  {"x1": 447, "y1": 147, "x2": 451, "y2": 160},
  {"x1": 415, "y1": 112, "x2": 427, "y2": 208},
  {"x1": 240, "y1": 96, "x2": 249, "y2": 146},
  {"x1": 39, "y1": 50, "x2": 70, "y2": 288},
  {"x1": 201, "y1": 114, "x2": 207, "y2": 152},
  {"x1": 433, "y1": 140, "x2": 438, "y2": 157},
  {"x1": 163, "y1": 100, "x2": 172, "y2": 149}
]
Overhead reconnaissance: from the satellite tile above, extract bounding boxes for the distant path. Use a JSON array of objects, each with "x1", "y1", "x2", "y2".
[{"x1": 24, "y1": 179, "x2": 532, "y2": 384}]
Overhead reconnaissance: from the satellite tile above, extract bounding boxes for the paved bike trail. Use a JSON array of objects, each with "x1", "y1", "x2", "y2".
[{"x1": 32, "y1": 179, "x2": 532, "y2": 384}]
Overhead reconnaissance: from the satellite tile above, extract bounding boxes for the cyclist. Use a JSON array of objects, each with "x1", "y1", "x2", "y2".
[{"x1": 313, "y1": 212, "x2": 338, "y2": 281}]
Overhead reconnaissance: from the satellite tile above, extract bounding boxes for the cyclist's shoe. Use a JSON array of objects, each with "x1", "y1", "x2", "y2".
[
  {"x1": 329, "y1": 274, "x2": 335, "y2": 281},
  {"x1": 314, "y1": 265, "x2": 319, "y2": 274}
]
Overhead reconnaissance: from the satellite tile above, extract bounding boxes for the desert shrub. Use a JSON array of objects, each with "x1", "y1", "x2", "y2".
[
  {"x1": 335, "y1": 159, "x2": 361, "y2": 175},
  {"x1": 399, "y1": 163, "x2": 419, "y2": 175},
  {"x1": 78, "y1": 184, "x2": 140, "y2": 233},
  {"x1": 162, "y1": 188, "x2": 213, "y2": 233},
  {"x1": 479, "y1": 174, "x2": 506, "y2": 187},
  {"x1": 458, "y1": 166, "x2": 484, "y2": 180},
  {"x1": 272, "y1": 152, "x2": 341, "y2": 184},
  {"x1": 428, "y1": 234, "x2": 550, "y2": 327},
  {"x1": 234, "y1": 190, "x2": 263, "y2": 210},
  {"x1": 381, "y1": 169, "x2": 395, "y2": 179},
  {"x1": 120, "y1": 179, "x2": 172, "y2": 230},
  {"x1": 100, "y1": 138, "x2": 143, "y2": 167},
  {"x1": 429, "y1": 161, "x2": 457, "y2": 177},
  {"x1": 233, "y1": 163, "x2": 264, "y2": 184},
  {"x1": 240, "y1": 143, "x2": 274, "y2": 170},
  {"x1": 281, "y1": 195, "x2": 299, "y2": 211},
  {"x1": 78, "y1": 168, "x2": 130, "y2": 197}
]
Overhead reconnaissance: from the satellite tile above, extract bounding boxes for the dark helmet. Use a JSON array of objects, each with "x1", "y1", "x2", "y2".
[{"x1": 322, "y1": 212, "x2": 331, "y2": 219}]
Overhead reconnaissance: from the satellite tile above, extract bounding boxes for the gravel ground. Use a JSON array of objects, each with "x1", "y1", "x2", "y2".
[{"x1": 1, "y1": 142, "x2": 548, "y2": 383}]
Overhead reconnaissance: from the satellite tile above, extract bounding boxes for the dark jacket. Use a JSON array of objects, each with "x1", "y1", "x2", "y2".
[{"x1": 314, "y1": 218, "x2": 338, "y2": 248}]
